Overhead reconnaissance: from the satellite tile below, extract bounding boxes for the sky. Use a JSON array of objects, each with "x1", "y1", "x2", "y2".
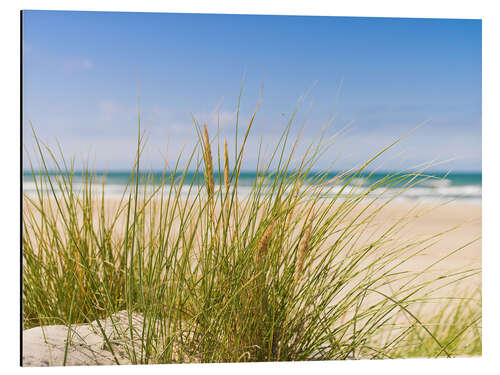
[{"x1": 22, "y1": 11, "x2": 481, "y2": 172}]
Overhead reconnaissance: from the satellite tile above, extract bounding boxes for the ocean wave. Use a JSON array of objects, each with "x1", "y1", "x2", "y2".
[
  {"x1": 22, "y1": 180, "x2": 482, "y2": 205},
  {"x1": 420, "y1": 178, "x2": 452, "y2": 188}
]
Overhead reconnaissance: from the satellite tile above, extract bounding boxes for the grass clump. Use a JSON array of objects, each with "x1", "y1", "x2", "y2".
[
  {"x1": 22, "y1": 91, "x2": 481, "y2": 364},
  {"x1": 375, "y1": 288, "x2": 482, "y2": 358}
]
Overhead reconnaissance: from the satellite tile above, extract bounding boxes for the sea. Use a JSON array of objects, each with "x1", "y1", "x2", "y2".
[{"x1": 22, "y1": 171, "x2": 482, "y2": 205}]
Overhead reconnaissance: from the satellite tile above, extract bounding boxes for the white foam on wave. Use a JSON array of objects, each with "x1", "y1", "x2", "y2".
[
  {"x1": 22, "y1": 180, "x2": 482, "y2": 205},
  {"x1": 421, "y1": 178, "x2": 452, "y2": 188}
]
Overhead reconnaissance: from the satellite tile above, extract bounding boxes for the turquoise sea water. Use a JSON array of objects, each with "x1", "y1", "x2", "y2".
[{"x1": 23, "y1": 171, "x2": 482, "y2": 204}]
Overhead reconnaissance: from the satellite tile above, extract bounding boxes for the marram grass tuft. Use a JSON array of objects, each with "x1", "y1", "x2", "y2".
[{"x1": 23, "y1": 93, "x2": 481, "y2": 364}]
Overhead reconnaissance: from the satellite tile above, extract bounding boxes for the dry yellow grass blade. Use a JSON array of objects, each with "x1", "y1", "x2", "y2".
[
  {"x1": 224, "y1": 138, "x2": 230, "y2": 192},
  {"x1": 285, "y1": 185, "x2": 300, "y2": 232}
]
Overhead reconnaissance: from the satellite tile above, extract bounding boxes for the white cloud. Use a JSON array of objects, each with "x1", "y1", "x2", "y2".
[
  {"x1": 98, "y1": 100, "x2": 120, "y2": 122},
  {"x1": 97, "y1": 100, "x2": 137, "y2": 124},
  {"x1": 62, "y1": 58, "x2": 94, "y2": 73},
  {"x1": 193, "y1": 109, "x2": 237, "y2": 129}
]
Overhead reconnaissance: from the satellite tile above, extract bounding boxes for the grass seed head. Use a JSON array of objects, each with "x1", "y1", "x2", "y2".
[
  {"x1": 203, "y1": 123, "x2": 214, "y2": 199},
  {"x1": 294, "y1": 215, "x2": 313, "y2": 284},
  {"x1": 257, "y1": 222, "x2": 275, "y2": 262}
]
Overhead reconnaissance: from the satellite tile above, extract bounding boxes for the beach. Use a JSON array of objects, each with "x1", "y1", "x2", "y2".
[
  {"x1": 22, "y1": 188, "x2": 482, "y2": 364},
  {"x1": 23, "y1": 194, "x2": 481, "y2": 293}
]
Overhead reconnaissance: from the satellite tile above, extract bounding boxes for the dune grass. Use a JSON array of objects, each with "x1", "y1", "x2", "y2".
[
  {"x1": 22, "y1": 95, "x2": 481, "y2": 364},
  {"x1": 382, "y1": 288, "x2": 482, "y2": 358}
]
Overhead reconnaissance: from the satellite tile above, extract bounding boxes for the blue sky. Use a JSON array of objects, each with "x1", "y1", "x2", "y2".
[{"x1": 22, "y1": 11, "x2": 481, "y2": 172}]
